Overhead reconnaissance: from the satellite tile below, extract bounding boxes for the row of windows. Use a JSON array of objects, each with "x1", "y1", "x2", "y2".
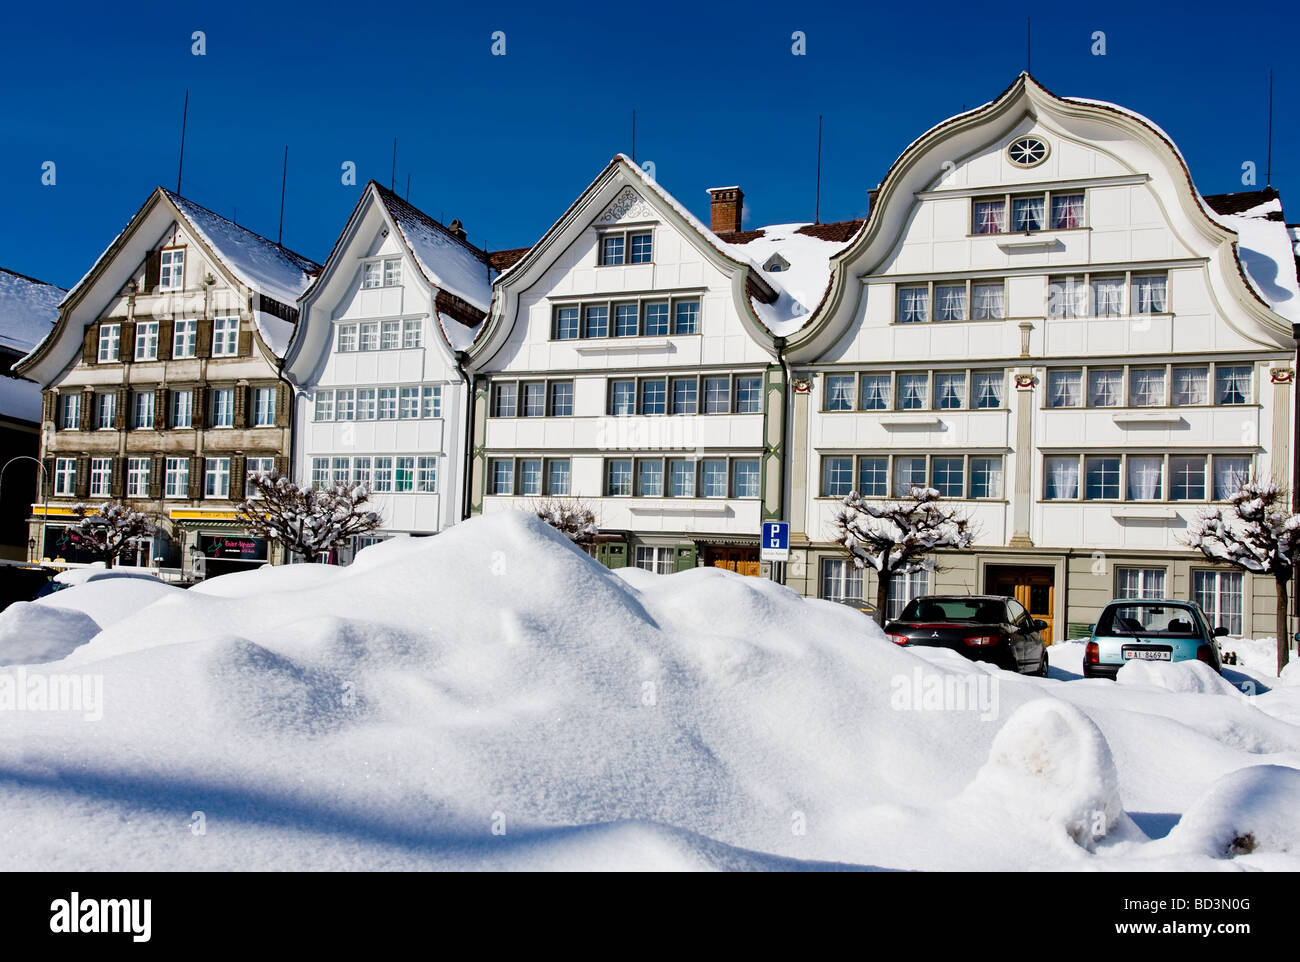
[
  {"x1": 59, "y1": 386, "x2": 278, "y2": 430},
  {"x1": 310, "y1": 455, "x2": 439, "y2": 493},
  {"x1": 313, "y1": 385, "x2": 442, "y2": 421},
  {"x1": 893, "y1": 272, "x2": 1167, "y2": 324},
  {"x1": 821, "y1": 454, "x2": 1004, "y2": 500},
  {"x1": 97, "y1": 316, "x2": 240, "y2": 362},
  {"x1": 608, "y1": 374, "x2": 763, "y2": 416},
  {"x1": 825, "y1": 370, "x2": 1004, "y2": 412},
  {"x1": 821, "y1": 560, "x2": 930, "y2": 621},
  {"x1": 488, "y1": 457, "x2": 572, "y2": 497},
  {"x1": 490, "y1": 380, "x2": 573, "y2": 418},
  {"x1": 552, "y1": 297, "x2": 700, "y2": 340},
  {"x1": 597, "y1": 230, "x2": 653, "y2": 266},
  {"x1": 605, "y1": 456, "x2": 761, "y2": 499},
  {"x1": 1047, "y1": 363, "x2": 1252, "y2": 408},
  {"x1": 1043, "y1": 453, "x2": 1250, "y2": 502},
  {"x1": 335, "y1": 318, "x2": 424, "y2": 353},
  {"x1": 52, "y1": 455, "x2": 276, "y2": 500},
  {"x1": 972, "y1": 190, "x2": 1085, "y2": 235}
]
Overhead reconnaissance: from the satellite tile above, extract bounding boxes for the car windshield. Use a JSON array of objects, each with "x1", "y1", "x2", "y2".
[
  {"x1": 898, "y1": 599, "x2": 1006, "y2": 623},
  {"x1": 1097, "y1": 604, "x2": 1199, "y2": 637}
]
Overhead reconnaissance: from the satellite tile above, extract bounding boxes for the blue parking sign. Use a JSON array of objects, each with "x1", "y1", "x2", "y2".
[{"x1": 760, "y1": 521, "x2": 789, "y2": 561}]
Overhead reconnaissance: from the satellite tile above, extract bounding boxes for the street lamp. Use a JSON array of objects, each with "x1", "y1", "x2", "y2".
[{"x1": 0, "y1": 456, "x2": 49, "y2": 563}]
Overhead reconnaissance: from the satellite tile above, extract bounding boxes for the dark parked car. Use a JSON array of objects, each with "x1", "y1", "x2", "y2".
[
  {"x1": 885, "y1": 594, "x2": 1049, "y2": 676},
  {"x1": 0, "y1": 562, "x2": 57, "y2": 612}
]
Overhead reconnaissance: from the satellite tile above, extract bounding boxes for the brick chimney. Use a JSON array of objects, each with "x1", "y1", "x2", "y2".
[{"x1": 707, "y1": 186, "x2": 744, "y2": 234}]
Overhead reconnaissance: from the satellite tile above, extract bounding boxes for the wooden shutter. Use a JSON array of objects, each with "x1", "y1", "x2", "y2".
[
  {"x1": 189, "y1": 456, "x2": 204, "y2": 500},
  {"x1": 79, "y1": 390, "x2": 93, "y2": 432},
  {"x1": 120, "y1": 320, "x2": 135, "y2": 365},
  {"x1": 82, "y1": 326, "x2": 97, "y2": 365},
  {"x1": 114, "y1": 387, "x2": 128, "y2": 430},
  {"x1": 233, "y1": 384, "x2": 248, "y2": 429},
  {"x1": 154, "y1": 388, "x2": 168, "y2": 429},
  {"x1": 42, "y1": 458, "x2": 55, "y2": 499},
  {"x1": 192, "y1": 386, "x2": 206, "y2": 429},
  {"x1": 41, "y1": 391, "x2": 54, "y2": 424},
  {"x1": 274, "y1": 455, "x2": 289, "y2": 479},
  {"x1": 229, "y1": 454, "x2": 246, "y2": 502},
  {"x1": 195, "y1": 319, "x2": 213, "y2": 359},
  {"x1": 157, "y1": 319, "x2": 173, "y2": 361},
  {"x1": 111, "y1": 457, "x2": 125, "y2": 498},
  {"x1": 74, "y1": 455, "x2": 90, "y2": 499},
  {"x1": 149, "y1": 453, "x2": 164, "y2": 500},
  {"x1": 275, "y1": 382, "x2": 291, "y2": 427},
  {"x1": 238, "y1": 329, "x2": 253, "y2": 357},
  {"x1": 144, "y1": 250, "x2": 161, "y2": 293}
]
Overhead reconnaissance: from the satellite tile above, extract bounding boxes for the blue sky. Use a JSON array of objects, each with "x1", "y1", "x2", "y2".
[{"x1": 1, "y1": 0, "x2": 1295, "y2": 289}]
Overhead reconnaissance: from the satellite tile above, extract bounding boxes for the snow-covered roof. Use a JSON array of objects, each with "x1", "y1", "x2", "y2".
[
  {"x1": 373, "y1": 185, "x2": 495, "y2": 313},
  {"x1": 0, "y1": 372, "x2": 41, "y2": 423},
  {"x1": 165, "y1": 191, "x2": 319, "y2": 307},
  {"x1": 1202, "y1": 190, "x2": 1300, "y2": 325},
  {"x1": 0, "y1": 268, "x2": 65, "y2": 354},
  {"x1": 437, "y1": 311, "x2": 480, "y2": 353}
]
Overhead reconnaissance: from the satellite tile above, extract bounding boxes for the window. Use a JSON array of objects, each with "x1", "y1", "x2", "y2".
[
  {"x1": 1088, "y1": 368, "x2": 1123, "y2": 407},
  {"x1": 671, "y1": 377, "x2": 698, "y2": 415},
  {"x1": 931, "y1": 457, "x2": 964, "y2": 497},
  {"x1": 735, "y1": 376, "x2": 763, "y2": 414},
  {"x1": 888, "y1": 570, "x2": 931, "y2": 621},
  {"x1": 935, "y1": 372, "x2": 966, "y2": 410},
  {"x1": 96, "y1": 392, "x2": 117, "y2": 429},
  {"x1": 1044, "y1": 456, "x2": 1080, "y2": 500},
  {"x1": 403, "y1": 319, "x2": 423, "y2": 348},
  {"x1": 857, "y1": 457, "x2": 888, "y2": 497},
  {"x1": 253, "y1": 387, "x2": 277, "y2": 426},
  {"x1": 373, "y1": 457, "x2": 393, "y2": 493},
  {"x1": 173, "y1": 318, "x2": 197, "y2": 358},
  {"x1": 584, "y1": 305, "x2": 608, "y2": 338},
  {"x1": 1050, "y1": 193, "x2": 1085, "y2": 230},
  {"x1": 897, "y1": 373, "x2": 928, "y2": 410},
  {"x1": 1213, "y1": 456, "x2": 1251, "y2": 500},
  {"x1": 615, "y1": 303, "x2": 639, "y2": 337},
  {"x1": 634, "y1": 546, "x2": 673, "y2": 573},
  {"x1": 703, "y1": 377, "x2": 731, "y2": 414},
  {"x1": 1194, "y1": 570, "x2": 1243, "y2": 635},
  {"x1": 821, "y1": 559, "x2": 863, "y2": 601},
  {"x1": 60, "y1": 393, "x2": 82, "y2": 430},
  {"x1": 673, "y1": 301, "x2": 699, "y2": 335},
  {"x1": 522, "y1": 382, "x2": 546, "y2": 418},
  {"x1": 860, "y1": 374, "x2": 891, "y2": 410},
  {"x1": 822, "y1": 457, "x2": 853, "y2": 498},
  {"x1": 337, "y1": 324, "x2": 358, "y2": 352},
  {"x1": 1127, "y1": 455, "x2": 1164, "y2": 500},
  {"x1": 362, "y1": 262, "x2": 381, "y2": 289},
  {"x1": 132, "y1": 390, "x2": 154, "y2": 429},
  {"x1": 388, "y1": 456, "x2": 412, "y2": 493},
  {"x1": 171, "y1": 389, "x2": 193, "y2": 428},
  {"x1": 975, "y1": 189, "x2": 1081, "y2": 235},
  {"x1": 644, "y1": 302, "x2": 670, "y2": 336},
  {"x1": 383, "y1": 259, "x2": 401, "y2": 287},
  {"x1": 378, "y1": 387, "x2": 398, "y2": 420},
  {"x1": 89, "y1": 457, "x2": 112, "y2": 497},
  {"x1": 1007, "y1": 136, "x2": 1049, "y2": 167},
  {"x1": 1170, "y1": 456, "x2": 1207, "y2": 501},
  {"x1": 669, "y1": 459, "x2": 696, "y2": 497},
  {"x1": 245, "y1": 457, "x2": 275, "y2": 497},
  {"x1": 1215, "y1": 365, "x2": 1251, "y2": 405},
  {"x1": 417, "y1": 386, "x2": 439, "y2": 419},
  {"x1": 1132, "y1": 275, "x2": 1167, "y2": 314},
  {"x1": 609, "y1": 380, "x2": 636, "y2": 416},
  {"x1": 134, "y1": 321, "x2": 159, "y2": 361},
  {"x1": 212, "y1": 317, "x2": 239, "y2": 356},
  {"x1": 210, "y1": 388, "x2": 234, "y2": 428},
  {"x1": 1091, "y1": 275, "x2": 1125, "y2": 316},
  {"x1": 640, "y1": 379, "x2": 667, "y2": 415},
  {"x1": 98, "y1": 323, "x2": 120, "y2": 362},
  {"x1": 159, "y1": 248, "x2": 185, "y2": 291},
  {"x1": 973, "y1": 372, "x2": 1003, "y2": 409},
  {"x1": 971, "y1": 283, "x2": 1005, "y2": 320},
  {"x1": 701, "y1": 459, "x2": 728, "y2": 498},
  {"x1": 897, "y1": 287, "x2": 929, "y2": 323},
  {"x1": 330, "y1": 457, "x2": 350, "y2": 487},
  {"x1": 546, "y1": 459, "x2": 571, "y2": 496},
  {"x1": 892, "y1": 456, "x2": 926, "y2": 497},
  {"x1": 600, "y1": 234, "x2": 626, "y2": 266},
  {"x1": 969, "y1": 457, "x2": 1004, "y2": 499},
  {"x1": 1047, "y1": 275, "x2": 1088, "y2": 319},
  {"x1": 636, "y1": 459, "x2": 664, "y2": 497},
  {"x1": 54, "y1": 457, "x2": 76, "y2": 496},
  {"x1": 398, "y1": 387, "x2": 420, "y2": 420},
  {"x1": 164, "y1": 457, "x2": 189, "y2": 498},
  {"x1": 732, "y1": 459, "x2": 760, "y2": 498},
  {"x1": 1170, "y1": 366, "x2": 1209, "y2": 406},
  {"x1": 356, "y1": 388, "x2": 377, "y2": 421},
  {"x1": 629, "y1": 232, "x2": 653, "y2": 264},
  {"x1": 1117, "y1": 567, "x2": 1167, "y2": 600},
  {"x1": 606, "y1": 459, "x2": 633, "y2": 496},
  {"x1": 359, "y1": 323, "x2": 379, "y2": 351},
  {"x1": 546, "y1": 381, "x2": 573, "y2": 417},
  {"x1": 126, "y1": 457, "x2": 150, "y2": 498},
  {"x1": 380, "y1": 320, "x2": 401, "y2": 351},
  {"x1": 826, "y1": 375, "x2": 855, "y2": 411},
  {"x1": 972, "y1": 200, "x2": 1006, "y2": 235},
  {"x1": 1011, "y1": 195, "x2": 1046, "y2": 232},
  {"x1": 492, "y1": 382, "x2": 518, "y2": 418},
  {"x1": 204, "y1": 458, "x2": 231, "y2": 498},
  {"x1": 934, "y1": 284, "x2": 967, "y2": 321},
  {"x1": 335, "y1": 389, "x2": 356, "y2": 421},
  {"x1": 1128, "y1": 367, "x2": 1166, "y2": 407},
  {"x1": 1084, "y1": 455, "x2": 1121, "y2": 500},
  {"x1": 554, "y1": 306, "x2": 579, "y2": 340}
]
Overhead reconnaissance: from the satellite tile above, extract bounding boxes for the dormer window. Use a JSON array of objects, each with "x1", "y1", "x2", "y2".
[
  {"x1": 159, "y1": 248, "x2": 185, "y2": 291},
  {"x1": 598, "y1": 230, "x2": 652, "y2": 266},
  {"x1": 362, "y1": 258, "x2": 402, "y2": 289},
  {"x1": 763, "y1": 254, "x2": 790, "y2": 273}
]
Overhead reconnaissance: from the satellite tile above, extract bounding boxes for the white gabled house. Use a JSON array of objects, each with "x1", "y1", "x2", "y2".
[
  {"x1": 781, "y1": 74, "x2": 1300, "y2": 639},
  {"x1": 283, "y1": 182, "x2": 494, "y2": 558},
  {"x1": 466, "y1": 154, "x2": 859, "y2": 574}
]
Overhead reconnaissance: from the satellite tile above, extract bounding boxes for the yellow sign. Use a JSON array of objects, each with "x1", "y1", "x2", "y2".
[
  {"x1": 168, "y1": 509, "x2": 241, "y2": 520},
  {"x1": 29, "y1": 505, "x2": 78, "y2": 517}
]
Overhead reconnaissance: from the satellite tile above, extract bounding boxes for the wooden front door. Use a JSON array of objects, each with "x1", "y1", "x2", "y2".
[
  {"x1": 705, "y1": 546, "x2": 761, "y2": 578},
  {"x1": 985, "y1": 565, "x2": 1056, "y2": 645}
]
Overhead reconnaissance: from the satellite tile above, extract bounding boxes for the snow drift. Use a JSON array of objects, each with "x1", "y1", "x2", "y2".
[{"x1": 1, "y1": 512, "x2": 1298, "y2": 871}]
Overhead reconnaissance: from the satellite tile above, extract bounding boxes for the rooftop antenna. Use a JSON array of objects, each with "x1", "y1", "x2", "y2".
[
  {"x1": 176, "y1": 89, "x2": 189, "y2": 194},
  {"x1": 277, "y1": 145, "x2": 288, "y2": 246},
  {"x1": 1026, "y1": 18, "x2": 1032, "y2": 75},
  {"x1": 406, "y1": 172, "x2": 412, "y2": 201},
  {"x1": 815, "y1": 114, "x2": 823, "y2": 225},
  {"x1": 391, "y1": 138, "x2": 397, "y2": 191},
  {"x1": 632, "y1": 109, "x2": 637, "y2": 164},
  {"x1": 1267, "y1": 69, "x2": 1274, "y2": 188}
]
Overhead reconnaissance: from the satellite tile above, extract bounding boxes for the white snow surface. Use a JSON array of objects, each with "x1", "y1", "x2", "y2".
[
  {"x1": 0, "y1": 268, "x2": 64, "y2": 353},
  {"x1": 0, "y1": 373, "x2": 41, "y2": 422},
  {"x1": 437, "y1": 312, "x2": 481, "y2": 353},
  {"x1": 1216, "y1": 211, "x2": 1300, "y2": 323},
  {"x1": 2, "y1": 512, "x2": 1299, "y2": 871},
  {"x1": 723, "y1": 224, "x2": 859, "y2": 336}
]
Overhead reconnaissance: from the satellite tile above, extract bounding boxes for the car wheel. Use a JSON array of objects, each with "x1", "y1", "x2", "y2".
[{"x1": 1036, "y1": 651, "x2": 1049, "y2": 677}]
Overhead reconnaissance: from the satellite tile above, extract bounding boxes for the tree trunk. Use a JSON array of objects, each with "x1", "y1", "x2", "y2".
[
  {"x1": 1277, "y1": 576, "x2": 1291, "y2": 677},
  {"x1": 103, "y1": 552, "x2": 114, "y2": 570},
  {"x1": 874, "y1": 570, "x2": 891, "y2": 625}
]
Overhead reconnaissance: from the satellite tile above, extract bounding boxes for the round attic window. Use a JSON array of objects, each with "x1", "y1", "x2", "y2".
[{"x1": 1007, "y1": 136, "x2": 1049, "y2": 168}]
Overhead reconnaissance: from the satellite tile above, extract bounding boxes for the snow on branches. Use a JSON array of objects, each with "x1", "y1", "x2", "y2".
[
  {"x1": 236, "y1": 470, "x2": 382, "y2": 563},
  {"x1": 833, "y1": 486, "x2": 974, "y2": 622},
  {"x1": 532, "y1": 498, "x2": 599, "y2": 544},
  {"x1": 71, "y1": 501, "x2": 156, "y2": 569}
]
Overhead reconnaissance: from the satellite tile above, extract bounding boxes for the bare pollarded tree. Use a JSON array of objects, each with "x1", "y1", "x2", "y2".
[{"x1": 236, "y1": 471, "x2": 382, "y2": 564}]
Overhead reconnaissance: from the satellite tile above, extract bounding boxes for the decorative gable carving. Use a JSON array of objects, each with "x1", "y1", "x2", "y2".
[{"x1": 598, "y1": 187, "x2": 655, "y2": 225}]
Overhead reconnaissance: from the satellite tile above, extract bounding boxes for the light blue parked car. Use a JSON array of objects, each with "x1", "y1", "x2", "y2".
[{"x1": 1083, "y1": 598, "x2": 1226, "y2": 679}]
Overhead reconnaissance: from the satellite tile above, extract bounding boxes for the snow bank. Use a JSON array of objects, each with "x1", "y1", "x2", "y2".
[
  {"x1": 1163, "y1": 765, "x2": 1300, "y2": 858},
  {"x1": 1117, "y1": 659, "x2": 1241, "y2": 696},
  {"x1": 0, "y1": 603, "x2": 100, "y2": 665},
  {"x1": 36, "y1": 578, "x2": 180, "y2": 629}
]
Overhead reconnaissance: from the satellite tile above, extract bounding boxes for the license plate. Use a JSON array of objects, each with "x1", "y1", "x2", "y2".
[{"x1": 1123, "y1": 649, "x2": 1171, "y2": 661}]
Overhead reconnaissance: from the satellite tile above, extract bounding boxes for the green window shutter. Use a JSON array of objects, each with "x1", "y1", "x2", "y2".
[
  {"x1": 673, "y1": 543, "x2": 698, "y2": 572},
  {"x1": 598, "y1": 542, "x2": 628, "y2": 569}
]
